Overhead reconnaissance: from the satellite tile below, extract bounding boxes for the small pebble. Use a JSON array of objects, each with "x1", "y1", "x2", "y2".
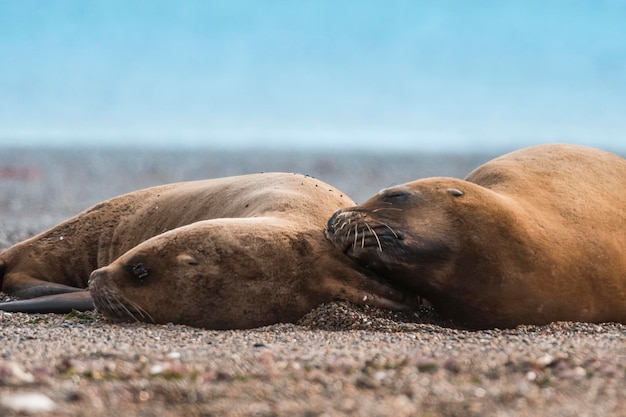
[
  {"x1": 1, "y1": 392, "x2": 56, "y2": 414},
  {"x1": 166, "y1": 351, "x2": 181, "y2": 359}
]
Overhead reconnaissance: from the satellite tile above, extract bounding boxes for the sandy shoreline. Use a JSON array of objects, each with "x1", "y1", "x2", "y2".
[
  {"x1": 1, "y1": 147, "x2": 625, "y2": 416},
  {"x1": 2, "y1": 304, "x2": 625, "y2": 416}
]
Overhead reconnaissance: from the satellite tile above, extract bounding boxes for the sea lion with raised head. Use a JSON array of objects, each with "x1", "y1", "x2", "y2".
[
  {"x1": 0, "y1": 173, "x2": 410, "y2": 328},
  {"x1": 326, "y1": 144, "x2": 626, "y2": 328}
]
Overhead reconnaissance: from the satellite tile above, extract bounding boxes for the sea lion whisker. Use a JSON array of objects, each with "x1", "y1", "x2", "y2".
[
  {"x1": 379, "y1": 222, "x2": 399, "y2": 238},
  {"x1": 344, "y1": 224, "x2": 352, "y2": 241},
  {"x1": 353, "y1": 223, "x2": 359, "y2": 249},
  {"x1": 99, "y1": 292, "x2": 127, "y2": 320},
  {"x1": 115, "y1": 297, "x2": 139, "y2": 321},
  {"x1": 361, "y1": 226, "x2": 366, "y2": 248},
  {"x1": 371, "y1": 207, "x2": 404, "y2": 213},
  {"x1": 126, "y1": 299, "x2": 154, "y2": 323},
  {"x1": 109, "y1": 291, "x2": 141, "y2": 322},
  {"x1": 364, "y1": 221, "x2": 383, "y2": 252},
  {"x1": 133, "y1": 300, "x2": 153, "y2": 321},
  {"x1": 121, "y1": 296, "x2": 154, "y2": 323},
  {"x1": 95, "y1": 291, "x2": 114, "y2": 315}
]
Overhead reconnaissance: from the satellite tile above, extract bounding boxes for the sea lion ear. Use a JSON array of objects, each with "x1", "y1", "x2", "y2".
[
  {"x1": 177, "y1": 254, "x2": 199, "y2": 265},
  {"x1": 447, "y1": 188, "x2": 464, "y2": 197}
]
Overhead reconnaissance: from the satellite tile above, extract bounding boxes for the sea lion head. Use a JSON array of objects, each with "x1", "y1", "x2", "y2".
[
  {"x1": 88, "y1": 220, "x2": 300, "y2": 329},
  {"x1": 325, "y1": 178, "x2": 470, "y2": 297},
  {"x1": 88, "y1": 233, "x2": 209, "y2": 327}
]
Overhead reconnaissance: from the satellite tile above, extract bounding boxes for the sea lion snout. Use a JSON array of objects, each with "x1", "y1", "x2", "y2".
[
  {"x1": 326, "y1": 209, "x2": 360, "y2": 252},
  {"x1": 325, "y1": 209, "x2": 341, "y2": 235},
  {"x1": 325, "y1": 207, "x2": 404, "y2": 259},
  {"x1": 89, "y1": 265, "x2": 155, "y2": 323},
  {"x1": 325, "y1": 209, "x2": 362, "y2": 235},
  {"x1": 87, "y1": 268, "x2": 107, "y2": 288}
]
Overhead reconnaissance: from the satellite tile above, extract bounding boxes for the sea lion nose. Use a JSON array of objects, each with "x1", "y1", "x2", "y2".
[
  {"x1": 88, "y1": 268, "x2": 108, "y2": 288},
  {"x1": 326, "y1": 210, "x2": 341, "y2": 234}
]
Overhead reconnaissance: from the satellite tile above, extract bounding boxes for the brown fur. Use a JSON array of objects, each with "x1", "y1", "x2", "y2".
[
  {"x1": 0, "y1": 172, "x2": 411, "y2": 328},
  {"x1": 2, "y1": 173, "x2": 319, "y2": 297},
  {"x1": 326, "y1": 144, "x2": 626, "y2": 328}
]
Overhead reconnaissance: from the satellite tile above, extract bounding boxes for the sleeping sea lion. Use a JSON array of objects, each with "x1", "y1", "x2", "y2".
[
  {"x1": 0, "y1": 173, "x2": 410, "y2": 328},
  {"x1": 326, "y1": 144, "x2": 626, "y2": 328}
]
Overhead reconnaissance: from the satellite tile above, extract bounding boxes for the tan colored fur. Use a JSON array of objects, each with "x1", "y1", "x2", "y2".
[{"x1": 327, "y1": 144, "x2": 626, "y2": 328}]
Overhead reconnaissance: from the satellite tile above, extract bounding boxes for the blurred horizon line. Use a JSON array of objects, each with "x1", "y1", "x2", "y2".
[{"x1": 1, "y1": 129, "x2": 624, "y2": 155}]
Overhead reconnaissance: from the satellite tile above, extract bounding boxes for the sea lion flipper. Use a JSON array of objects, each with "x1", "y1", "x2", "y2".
[
  {"x1": 0, "y1": 291, "x2": 94, "y2": 313},
  {"x1": 2, "y1": 272, "x2": 86, "y2": 299}
]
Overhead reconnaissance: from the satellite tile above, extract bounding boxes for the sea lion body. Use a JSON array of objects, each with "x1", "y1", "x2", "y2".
[
  {"x1": 326, "y1": 144, "x2": 626, "y2": 328},
  {"x1": 1, "y1": 174, "x2": 299, "y2": 297},
  {"x1": 1, "y1": 173, "x2": 409, "y2": 328}
]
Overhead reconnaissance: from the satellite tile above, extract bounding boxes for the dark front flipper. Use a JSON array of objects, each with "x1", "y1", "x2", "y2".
[
  {"x1": 0, "y1": 291, "x2": 94, "y2": 313},
  {"x1": 2, "y1": 272, "x2": 87, "y2": 299}
]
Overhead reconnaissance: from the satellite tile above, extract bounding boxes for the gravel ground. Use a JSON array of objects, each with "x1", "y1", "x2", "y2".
[{"x1": 1, "y1": 146, "x2": 625, "y2": 417}]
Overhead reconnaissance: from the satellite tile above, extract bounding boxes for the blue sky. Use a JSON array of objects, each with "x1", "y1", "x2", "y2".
[{"x1": 0, "y1": 0, "x2": 625, "y2": 152}]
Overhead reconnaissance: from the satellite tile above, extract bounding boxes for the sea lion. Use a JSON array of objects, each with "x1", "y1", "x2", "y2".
[
  {"x1": 326, "y1": 144, "x2": 626, "y2": 328},
  {"x1": 0, "y1": 173, "x2": 410, "y2": 328}
]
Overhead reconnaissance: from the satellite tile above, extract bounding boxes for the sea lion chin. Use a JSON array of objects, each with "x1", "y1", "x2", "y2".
[{"x1": 326, "y1": 144, "x2": 626, "y2": 328}]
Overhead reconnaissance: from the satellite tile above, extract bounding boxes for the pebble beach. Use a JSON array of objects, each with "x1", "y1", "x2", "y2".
[{"x1": 1, "y1": 146, "x2": 625, "y2": 417}]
